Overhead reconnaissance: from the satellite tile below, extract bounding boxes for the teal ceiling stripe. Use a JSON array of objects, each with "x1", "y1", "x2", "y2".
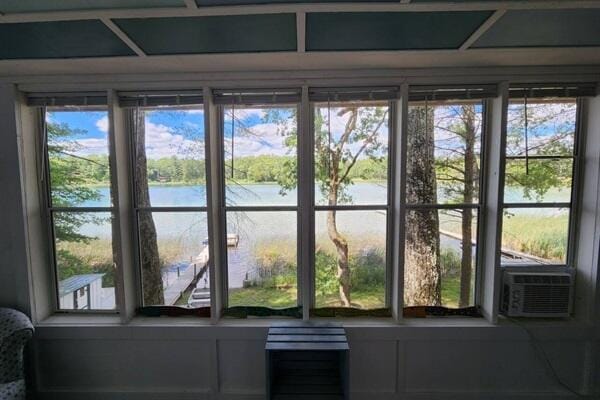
[
  {"x1": 473, "y1": 9, "x2": 600, "y2": 48},
  {"x1": 0, "y1": 0, "x2": 185, "y2": 14},
  {"x1": 306, "y1": 11, "x2": 493, "y2": 51},
  {"x1": 0, "y1": 20, "x2": 136, "y2": 59},
  {"x1": 115, "y1": 14, "x2": 297, "y2": 55}
]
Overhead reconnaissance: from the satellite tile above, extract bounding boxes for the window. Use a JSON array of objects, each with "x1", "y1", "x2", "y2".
[
  {"x1": 312, "y1": 98, "x2": 391, "y2": 310},
  {"x1": 32, "y1": 82, "x2": 592, "y2": 319},
  {"x1": 404, "y1": 96, "x2": 485, "y2": 308},
  {"x1": 44, "y1": 106, "x2": 117, "y2": 311},
  {"x1": 219, "y1": 94, "x2": 299, "y2": 309},
  {"x1": 502, "y1": 93, "x2": 579, "y2": 266},
  {"x1": 130, "y1": 102, "x2": 210, "y2": 308}
]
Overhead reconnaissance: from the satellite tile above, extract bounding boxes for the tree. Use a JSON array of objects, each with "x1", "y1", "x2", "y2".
[
  {"x1": 430, "y1": 104, "x2": 481, "y2": 307},
  {"x1": 134, "y1": 110, "x2": 164, "y2": 305},
  {"x1": 268, "y1": 104, "x2": 388, "y2": 307},
  {"x1": 48, "y1": 121, "x2": 110, "y2": 282},
  {"x1": 405, "y1": 106, "x2": 441, "y2": 306}
]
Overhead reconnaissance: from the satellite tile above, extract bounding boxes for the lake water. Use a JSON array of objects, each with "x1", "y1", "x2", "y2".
[{"x1": 79, "y1": 183, "x2": 570, "y2": 288}]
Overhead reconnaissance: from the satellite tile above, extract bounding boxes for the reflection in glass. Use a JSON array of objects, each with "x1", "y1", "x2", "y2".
[
  {"x1": 46, "y1": 108, "x2": 111, "y2": 207},
  {"x1": 314, "y1": 102, "x2": 389, "y2": 206},
  {"x1": 502, "y1": 208, "x2": 569, "y2": 265},
  {"x1": 506, "y1": 100, "x2": 576, "y2": 157},
  {"x1": 404, "y1": 209, "x2": 477, "y2": 308},
  {"x1": 227, "y1": 212, "x2": 297, "y2": 309},
  {"x1": 406, "y1": 102, "x2": 483, "y2": 205},
  {"x1": 504, "y1": 159, "x2": 573, "y2": 203},
  {"x1": 53, "y1": 212, "x2": 116, "y2": 310},
  {"x1": 138, "y1": 212, "x2": 209, "y2": 307},
  {"x1": 136, "y1": 107, "x2": 206, "y2": 207},
  {"x1": 315, "y1": 210, "x2": 387, "y2": 309},
  {"x1": 223, "y1": 106, "x2": 297, "y2": 206}
]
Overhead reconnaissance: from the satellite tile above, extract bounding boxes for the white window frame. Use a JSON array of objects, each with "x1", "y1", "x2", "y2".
[{"x1": 499, "y1": 92, "x2": 585, "y2": 269}]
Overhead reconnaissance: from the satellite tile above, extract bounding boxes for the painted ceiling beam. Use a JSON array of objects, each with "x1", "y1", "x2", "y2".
[
  {"x1": 100, "y1": 17, "x2": 147, "y2": 57},
  {"x1": 459, "y1": 9, "x2": 506, "y2": 51},
  {"x1": 1, "y1": 1, "x2": 600, "y2": 23}
]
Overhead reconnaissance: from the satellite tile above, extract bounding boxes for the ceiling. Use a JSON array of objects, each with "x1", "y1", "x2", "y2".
[{"x1": 1, "y1": 1, "x2": 600, "y2": 76}]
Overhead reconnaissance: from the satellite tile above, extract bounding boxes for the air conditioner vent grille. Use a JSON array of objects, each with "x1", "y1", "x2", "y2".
[
  {"x1": 522, "y1": 286, "x2": 570, "y2": 314},
  {"x1": 513, "y1": 275, "x2": 571, "y2": 285}
]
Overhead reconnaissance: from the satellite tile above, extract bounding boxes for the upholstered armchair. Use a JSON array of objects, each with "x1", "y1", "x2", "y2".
[{"x1": 0, "y1": 309, "x2": 33, "y2": 400}]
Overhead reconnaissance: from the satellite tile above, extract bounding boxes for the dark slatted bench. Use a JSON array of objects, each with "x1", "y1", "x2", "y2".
[{"x1": 266, "y1": 324, "x2": 349, "y2": 400}]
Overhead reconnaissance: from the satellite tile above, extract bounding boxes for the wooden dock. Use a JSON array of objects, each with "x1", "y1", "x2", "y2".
[{"x1": 163, "y1": 247, "x2": 210, "y2": 306}]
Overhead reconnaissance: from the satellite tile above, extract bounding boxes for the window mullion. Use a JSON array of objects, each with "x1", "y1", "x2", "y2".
[
  {"x1": 204, "y1": 87, "x2": 227, "y2": 321},
  {"x1": 480, "y1": 82, "x2": 509, "y2": 323},
  {"x1": 299, "y1": 86, "x2": 313, "y2": 319},
  {"x1": 108, "y1": 89, "x2": 137, "y2": 321},
  {"x1": 391, "y1": 83, "x2": 409, "y2": 322}
]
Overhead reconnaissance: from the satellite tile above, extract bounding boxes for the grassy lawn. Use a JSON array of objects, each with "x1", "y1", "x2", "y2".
[
  {"x1": 229, "y1": 286, "x2": 298, "y2": 309},
  {"x1": 228, "y1": 285, "x2": 386, "y2": 310},
  {"x1": 316, "y1": 286, "x2": 385, "y2": 309},
  {"x1": 441, "y1": 276, "x2": 460, "y2": 308}
]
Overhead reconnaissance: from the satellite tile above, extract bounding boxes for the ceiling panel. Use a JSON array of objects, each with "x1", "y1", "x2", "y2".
[
  {"x1": 473, "y1": 9, "x2": 600, "y2": 48},
  {"x1": 196, "y1": 0, "x2": 398, "y2": 5},
  {"x1": 0, "y1": 20, "x2": 135, "y2": 59},
  {"x1": 0, "y1": 0, "x2": 184, "y2": 14},
  {"x1": 115, "y1": 14, "x2": 297, "y2": 55},
  {"x1": 306, "y1": 11, "x2": 492, "y2": 51}
]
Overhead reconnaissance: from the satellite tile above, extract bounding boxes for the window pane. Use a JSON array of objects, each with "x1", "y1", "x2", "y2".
[
  {"x1": 501, "y1": 208, "x2": 569, "y2": 265},
  {"x1": 314, "y1": 101, "x2": 389, "y2": 206},
  {"x1": 53, "y1": 211, "x2": 116, "y2": 310},
  {"x1": 138, "y1": 212, "x2": 209, "y2": 308},
  {"x1": 404, "y1": 209, "x2": 478, "y2": 308},
  {"x1": 134, "y1": 107, "x2": 206, "y2": 207},
  {"x1": 227, "y1": 211, "x2": 297, "y2": 309},
  {"x1": 504, "y1": 159, "x2": 573, "y2": 203},
  {"x1": 506, "y1": 99, "x2": 576, "y2": 157},
  {"x1": 223, "y1": 106, "x2": 297, "y2": 206},
  {"x1": 315, "y1": 210, "x2": 387, "y2": 309},
  {"x1": 46, "y1": 108, "x2": 111, "y2": 207},
  {"x1": 406, "y1": 102, "x2": 483, "y2": 205}
]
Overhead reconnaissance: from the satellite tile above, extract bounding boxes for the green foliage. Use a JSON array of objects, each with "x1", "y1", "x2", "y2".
[
  {"x1": 314, "y1": 248, "x2": 386, "y2": 308},
  {"x1": 502, "y1": 213, "x2": 568, "y2": 262},
  {"x1": 47, "y1": 119, "x2": 109, "y2": 284}
]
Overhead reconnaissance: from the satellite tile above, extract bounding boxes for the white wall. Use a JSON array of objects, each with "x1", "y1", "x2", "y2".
[
  {"x1": 30, "y1": 321, "x2": 598, "y2": 400},
  {"x1": 0, "y1": 72, "x2": 599, "y2": 400}
]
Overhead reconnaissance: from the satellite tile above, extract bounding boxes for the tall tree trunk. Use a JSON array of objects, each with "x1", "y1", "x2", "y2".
[
  {"x1": 405, "y1": 106, "x2": 441, "y2": 306},
  {"x1": 459, "y1": 105, "x2": 476, "y2": 307},
  {"x1": 134, "y1": 110, "x2": 164, "y2": 305},
  {"x1": 327, "y1": 187, "x2": 351, "y2": 306}
]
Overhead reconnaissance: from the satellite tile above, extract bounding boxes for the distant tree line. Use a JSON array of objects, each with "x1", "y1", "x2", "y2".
[{"x1": 56, "y1": 154, "x2": 389, "y2": 185}]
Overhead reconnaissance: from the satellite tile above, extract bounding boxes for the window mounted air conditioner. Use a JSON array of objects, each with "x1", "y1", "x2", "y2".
[{"x1": 500, "y1": 270, "x2": 574, "y2": 318}]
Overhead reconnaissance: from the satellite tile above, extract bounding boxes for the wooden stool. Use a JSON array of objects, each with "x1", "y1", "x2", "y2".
[{"x1": 266, "y1": 324, "x2": 349, "y2": 399}]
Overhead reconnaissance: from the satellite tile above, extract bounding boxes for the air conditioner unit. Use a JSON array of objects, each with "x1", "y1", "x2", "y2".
[{"x1": 500, "y1": 270, "x2": 574, "y2": 318}]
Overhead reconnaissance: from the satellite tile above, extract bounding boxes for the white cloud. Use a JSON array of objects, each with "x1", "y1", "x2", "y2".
[
  {"x1": 57, "y1": 120, "x2": 205, "y2": 159},
  {"x1": 144, "y1": 121, "x2": 205, "y2": 159},
  {"x1": 96, "y1": 116, "x2": 109, "y2": 133},
  {"x1": 225, "y1": 120, "x2": 294, "y2": 157}
]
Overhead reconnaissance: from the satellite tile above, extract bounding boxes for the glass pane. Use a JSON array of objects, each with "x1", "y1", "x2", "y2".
[
  {"x1": 506, "y1": 99, "x2": 577, "y2": 157},
  {"x1": 404, "y1": 209, "x2": 478, "y2": 308},
  {"x1": 406, "y1": 101, "x2": 483, "y2": 205},
  {"x1": 46, "y1": 108, "x2": 111, "y2": 207},
  {"x1": 504, "y1": 159, "x2": 573, "y2": 203},
  {"x1": 502, "y1": 208, "x2": 569, "y2": 265},
  {"x1": 314, "y1": 101, "x2": 389, "y2": 206},
  {"x1": 53, "y1": 211, "x2": 116, "y2": 310},
  {"x1": 138, "y1": 212, "x2": 209, "y2": 308},
  {"x1": 223, "y1": 106, "x2": 297, "y2": 206},
  {"x1": 315, "y1": 210, "x2": 387, "y2": 309},
  {"x1": 134, "y1": 107, "x2": 206, "y2": 207},
  {"x1": 227, "y1": 211, "x2": 297, "y2": 309}
]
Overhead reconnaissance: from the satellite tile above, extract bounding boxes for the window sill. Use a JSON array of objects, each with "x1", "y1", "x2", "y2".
[{"x1": 35, "y1": 313, "x2": 592, "y2": 333}]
